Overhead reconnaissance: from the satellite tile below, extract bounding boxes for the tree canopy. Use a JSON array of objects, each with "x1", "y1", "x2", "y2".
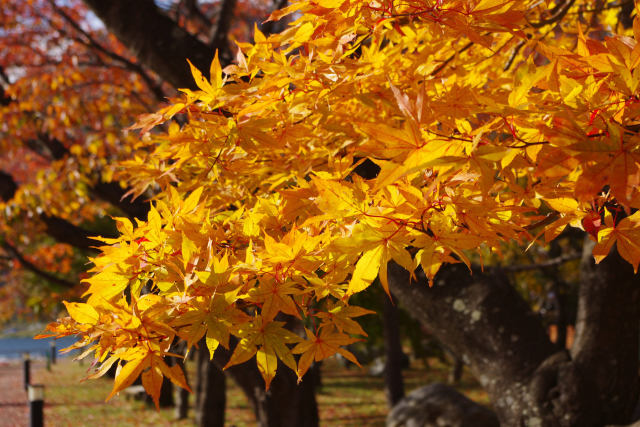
[
  {"x1": 0, "y1": 0, "x2": 279, "y2": 320},
  {"x1": 35, "y1": 0, "x2": 640, "y2": 408}
]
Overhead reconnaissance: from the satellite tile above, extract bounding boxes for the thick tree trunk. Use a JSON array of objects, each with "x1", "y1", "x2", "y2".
[
  {"x1": 195, "y1": 345, "x2": 226, "y2": 427},
  {"x1": 387, "y1": 238, "x2": 640, "y2": 427},
  {"x1": 387, "y1": 262, "x2": 558, "y2": 425},
  {"x1": 570, "y1": 239, "x2": 640, "y2": 424},
  {"x1": 382, "y1": 293, "x2": 405, "y2": 406}
]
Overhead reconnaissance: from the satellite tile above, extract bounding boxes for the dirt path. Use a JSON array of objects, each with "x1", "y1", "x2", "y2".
[
  {"x1": 0, "y1": 360, "x2": 47, "y2": 427},
  {"x1": 0, "y1": 360, "x2": 29, "y2": 427}
]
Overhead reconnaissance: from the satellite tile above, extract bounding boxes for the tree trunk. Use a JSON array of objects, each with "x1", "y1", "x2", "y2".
[
  {"x1": 174, "y1": 342, "x2": 191, "y2": 420},
  {"x1": 195, "y1": 344, "x2": 226, "y2": 427},
  {"x1": 447, "y1": 354, "x2": 463, "y2": 385},
  {"x1": 387, "y1": 238, "x2": 640, "y2": 426},
  {"x1": 570, "y1": 239, "x2": 640, "y2": 424},
  {"x1": 213, "y1": 344, "x2": 319, "y2": 427},
  {"x1": 382, "y1": 293, "x2": 405, "y2": 406},
  {"x1": 148, "y1": 355, "x2": 175, "y2": 408},
  {"x1": 175, "y1": 381, "x2": 190, "y2": 420},
  {"x1": 157, "y1": 377, "x2": 175, "y2": 408}
]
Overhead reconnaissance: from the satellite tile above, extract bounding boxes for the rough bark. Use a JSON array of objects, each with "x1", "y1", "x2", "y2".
[
  {"x1": 81, "y1": 0, "x2": 216, "y2": 89},
  {"x1": 382, "y1": 293, "x2": 405, "y2": 406},
  {"x1": 195, "y1": 344, "x2": 226, "y2": 427},
  {"x1": 388, "y1": 262, "x2": 556, "y2": 424},
  {"x1": 571, "y1": 239, "x2": 640, "y2": 424},
  {"x1": 387, "y1": 246, "x2": 640, "y2": 427}
]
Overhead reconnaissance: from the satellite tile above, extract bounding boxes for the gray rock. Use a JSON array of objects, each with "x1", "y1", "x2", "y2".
[{"x1": 386, "y1": 383, "x2": 499, "y2": 427}]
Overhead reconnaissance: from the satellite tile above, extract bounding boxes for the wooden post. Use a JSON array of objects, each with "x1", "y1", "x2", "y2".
[
  {"x1": 23, "y1": 353, "x2": 31, "y2": 391},
  {"x1": 28, "y1": 384, "x2": 44, "y2": 427},
  {"x1": 49, "y1": 341, "x2": 56, "y2": 365}
]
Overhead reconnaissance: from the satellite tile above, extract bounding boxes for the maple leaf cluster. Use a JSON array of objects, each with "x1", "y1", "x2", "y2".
[{"x1": 41, "y1": 0, "x2": 640, "y2": 404}]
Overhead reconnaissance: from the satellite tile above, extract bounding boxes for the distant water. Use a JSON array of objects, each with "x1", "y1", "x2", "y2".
[{"x1": 0, "y1": 335, "x2": 79, "y2": 361}]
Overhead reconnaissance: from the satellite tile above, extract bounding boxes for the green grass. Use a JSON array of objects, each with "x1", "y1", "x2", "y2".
[{"x1": 33, "y1": 356, "x2": 486, "y2": 426}]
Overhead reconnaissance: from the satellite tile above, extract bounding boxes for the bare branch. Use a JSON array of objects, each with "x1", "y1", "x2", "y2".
[
  {"x1": 527, "y1": 0, "x2": 576, "y2": 28},
  {"x1": 497, "y1": 253, "x2": 582, "y2": 273},
  {"x1": 1, "y1": 240, "x2": 76, "y2": 288},
  {"x1": 430, "y1": 42, "x2": 474, "y2": 77},
  {"x1": 39, "y1": 215, "x2": 103, "y2": 253},
  {"x1": 503, "y1": 40, "x2": 525, "y2": 71}
]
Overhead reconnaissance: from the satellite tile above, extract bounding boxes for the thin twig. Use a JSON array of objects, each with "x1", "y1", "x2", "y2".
[
  {"x1": 498, "y1": 253, "x2": 582, "y2": 272},
  {"x1": 527, "y1": 0, "x2": 576, "y2": 28},
  {"x1": 430, "y1": 41, "x2": 474, "y2": 77}
]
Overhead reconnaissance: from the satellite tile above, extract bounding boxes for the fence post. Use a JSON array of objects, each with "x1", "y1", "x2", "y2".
[
  {"x1": 28, "y1": 384, "x2": 44, "y2": 427},
  {"x1": 49, "y1": 341, "x2": 56, "y2": 365},
  {"x1": 23, "y1": 353, "x2": 31, "y2": 391}
]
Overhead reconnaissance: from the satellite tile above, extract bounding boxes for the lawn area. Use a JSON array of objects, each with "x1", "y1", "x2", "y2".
[{"x1": 32, "y1": 356, "x2": 487, "y2": 426}]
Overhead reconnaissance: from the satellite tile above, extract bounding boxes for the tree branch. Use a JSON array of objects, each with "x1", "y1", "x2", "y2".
[
  {"x1": 1, "y1": 171, "x2": 104, "y2": 253},
  {"x1": 25, "y1": 133, "x2": 69, "y2": 161},
  {"x1": 183, "y1": 0, "x2": 213, "y2": 31},
  {"x1": 261, "y1": 0, "x2": 290, "y2": 36},
  {"x1": 0, "y1": 170, "x2": 18, "y2": 202},
  {"x1": 527, "y1": 0, "x2": 576, "y2": 28},
  {"x1": 430, "y1": 42, "x2": 474, "y2": 77},
  {"x1": 1, "y1": 240, "x2": 76, "y2": 288},
  {"x1": 496, "y1": 252, "x2": 581, "y2": 273},
  {"x1": 14, "y1": 130, "x2": 150, "y2": 220},
  {"x1": 91, "y1": 181, "x2": 149, "y2": 220},
  {"x1": 39, "y1": 214, "x2": 103, "y2": 253},
  {"x1": 387, "y1": 261, "x2": 558, "y2": 421},
  {"x1": 47, "y1": 0, "x2": 167, "y2": 102},
  {"x1": 81, "y1": 0, "x2": 219, "y2": 89}
]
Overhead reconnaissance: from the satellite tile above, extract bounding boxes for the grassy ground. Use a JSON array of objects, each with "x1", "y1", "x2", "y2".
[{"x1": 33, "y1": 356, "x2": 487, "y2": 426}]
